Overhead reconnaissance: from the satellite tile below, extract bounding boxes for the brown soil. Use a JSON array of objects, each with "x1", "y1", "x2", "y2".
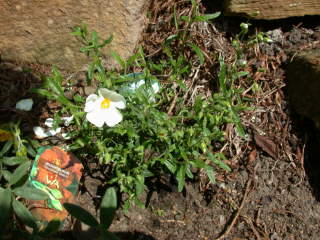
[{"x1": 1, "y1": 1, "x2": 320, "y2": 240}]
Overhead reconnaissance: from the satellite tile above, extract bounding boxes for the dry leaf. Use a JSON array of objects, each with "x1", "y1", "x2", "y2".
[
  {"x1": 248, "y1": 149, "x2": 257, "y2": 165},
  {"x1": 253, "y1": 133, "x2": 278, "y2": 159}
]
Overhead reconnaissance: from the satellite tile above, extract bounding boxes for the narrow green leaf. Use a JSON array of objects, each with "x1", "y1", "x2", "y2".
[
  {"x1": 207, "y1": 152, "x2": 231, "y2": 172},
  {"x1": 0, "y1": 188, "x2": 12, "y2": 229},
  {"x1": 188, "y1": 43, "x2": 205, "y2": 64},
  {"x1": 9, "y1": 161, "x2": 31, "y2": 186},
  {"x1": 111, "y1": 52, "x2": 126, "y2": 69},
  {"x1": 206, "y1": 168, "x2": 216, "y2": 184},
  {"x1": 176, "y1": 164, "x2": 186, "y2": 192},
  {"x1": 12, "y1": 199, "x2": 37, "y2": 229},
  {"x1": 13, "y1": 186, "x2": 49, "y2": 200},
  {"x1": 135, "y1": 175, "x2": 145, "y2": 196},
  {"x1": 29, "y1": 88, "x2": 54, "y2": 99},
  {"x1": 194, "y1": 12, "x2": 220, "y2": 22},
  {"x1": 99, "y1": 35, "x2": 113, "y2": 48},
  {"x1": 185, "y1": 165, "x2": 194, "y2": 179},
  {"x1": 63, "y1": 203, "x2": 99, "y2": 227},
  {"x1": 163, "y1": 159, "x2": 177, "y2": 174},
  {"x1": 2, "y1": 156, "x2": 28, "y2": 166},
  {"x1": 100, "y1": 187, "x2": 117, "y2": 231}
]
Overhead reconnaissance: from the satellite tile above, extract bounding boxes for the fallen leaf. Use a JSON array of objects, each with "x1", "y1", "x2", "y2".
[
  {"x1": 253, "y1": 133, "x2": 278, "y2": 159},
  {"x1": 248, "y1": 149, "x2": 257, "y2": 165}
]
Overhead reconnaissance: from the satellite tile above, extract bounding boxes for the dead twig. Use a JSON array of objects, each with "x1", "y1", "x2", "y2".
[{"x1": 215, "y1": 179, "x2": 252, "y2": 240}]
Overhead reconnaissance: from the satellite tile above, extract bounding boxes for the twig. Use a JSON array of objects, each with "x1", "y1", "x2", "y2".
[
  {"x1": 242, "y1": 215, "x2": 262, "y2": 240},
  {"x1": 160, "y1": 219, "x2": 186, "y2": 225},
  {"x1": 215, "y1": 179, "x2": 252, "y2": 240},
  {"x1": 167, "y1": 94, "x2": 179, "y2": 116}
]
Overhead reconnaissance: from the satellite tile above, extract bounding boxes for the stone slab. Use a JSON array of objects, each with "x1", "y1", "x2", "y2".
[{"x1": 0, "y1": 0, "x2": 148, "y2": 70}]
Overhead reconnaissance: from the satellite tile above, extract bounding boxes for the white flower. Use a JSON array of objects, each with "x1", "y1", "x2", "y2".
[
  {"x1": 84, "y1": 88, "x2": 126, "y2": 128},
  {"x1": 33, "y1": 115, "x2": 73, "y2": 139},
  {"x1": 33, "y1": 126, "x2": 61, "y2": 139},
  {"x1": 15, "y1": 98, "x2": 33, "y2": 111},
  {"x1": 61, "y1": 116, "x2": 74, "y2": 126}
]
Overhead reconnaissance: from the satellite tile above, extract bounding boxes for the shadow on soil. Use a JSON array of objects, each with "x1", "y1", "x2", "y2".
[
  {"x1": 298, "y1": 117, "x2": 320, "y2": 201},
  {"x1": 0, "y1": 61, "x2": 43, "y2": 131}
]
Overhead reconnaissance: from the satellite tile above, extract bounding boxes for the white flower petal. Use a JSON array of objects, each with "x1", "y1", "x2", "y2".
[
  {"x1": 86, "y1": 110, "x2": 105, "y2": 127},
  {"x1": 33, "y1": 126, "x2": 51, "y2": 139},
  {"x1": 111, "y1": 100, "x2": 126, "y2": 109},
  {"x1": 16, "y1": 98, "x2": 33, "y2": 111},
  {"x1": 61, "y1": 133, "x2": 71, "y2": 140},
  {"x1": 44, "y1": 118, "x2": 54, "y2": 128},
  {"x1": 48, "y1": 127, "x2": 61, "y2": 136},
  {"x1": 61, "y1": 116, "x2": 74, "y2": 126},
  {"x1": 99, "y1": 88, "x2": 126, "y2": 109},
  {"x1": 103, "y1": 108, "x2": 123, "y2": 127},
  {"x1": 151, "y1": 81, "x2": 160, "y2": 94},
  {"x1": 84, "y1": 94, "x2": 99, "y2": 112}
]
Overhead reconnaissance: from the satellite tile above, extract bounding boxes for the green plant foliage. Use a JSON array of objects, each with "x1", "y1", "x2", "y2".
[
  {"x1": 63, "y1": 187, "x2": 119, "y2": 240},
  {"x1": 34, "y1": 15, "x2": 248, "y2": 209}
]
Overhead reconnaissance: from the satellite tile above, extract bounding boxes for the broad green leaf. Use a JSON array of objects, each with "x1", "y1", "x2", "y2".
[
  {"x1": 63, "y1": 203, "x2": 99, "y2": 228},
  {"x1": 0, "y1": 140, "x2": 13, "y2": 156},
  {"x1": 0, "y1": 188, "x2": 12, "y2": 229},
  {"x1": 177, "y1": 164, "x2": 186, "y2": 192},
  {"x1": 9, "y1": 161, "x2": 31, "y2": 186},
  {"x1": 2, "y1": 156, "x2": 28, "y2": 166},
  {"x1": 2, "y1": 170, "x2": 12, "y2": 182},
  {"x1": 100, "y1": 187, "x2": 117, "y2": 231},
  {"x1": 13, "y1": 186, "x2": 49, "y2": 200},
  {"x1": 40, "y1": 219, "x2": 61, "y2": 236},
  {"x1": 12, "y1": 199, "x2": 37, "y2": 229}
]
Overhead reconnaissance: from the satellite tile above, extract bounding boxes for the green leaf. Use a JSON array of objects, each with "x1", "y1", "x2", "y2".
[
  {"x1": 99, "y1": 35, "x2": 113, "y2": 48},
  {"x1": 2, "y1": 170, "x2": 12, "y2": 182},
  {"x1": 206, "y1": 168, "x2": 216, "y2": 184},
  {"x1": 100, "y1": 187, "x2": 117, "y2": 231},
  {"x1": 194, "y1": 12, "x2": 220, "y2": 22},
  {"x1": 135, "y1": 175, "x2": 145, "y2": 196},
  {"x1": 188, "y1": 43, "x2": 205, "y2": 65},
  {"x1": 176, "y1": 164, "x2": 186, "y2": 192},
  {"x1": 2, "y1": 156, "x2": 28, "y2": 166},
  {"x1": 9, "y1": 161, "x2": 31, "y2": 186},
  {"x1": 29, "y1": 88, "x2": 54, "y2": 99},
  {"x1": 63, "y1": 203, "x2": 99, "y2": 228},
  {"x1": 0, "y1": 140, "x2": 13, "y2": 156},
  {"x1": 111, "y1": 52, "x2": 126, "y2": 69},
  {"x1": 0, "y1": 188, "x2": 12, "y2": 230},
  {"x1": 207, "y1": 152, "x2": 231, "y2": 172},
  {"x1": 13, "y1": 186, "x2": 49, "y2": 200},
  {"x1": 163, "y1": 159, "x2": 177, "y2": 174},
  {"x1": 40, "y1": 219, "x2": 61, "y2": 236},
  {"x1": 12, "y1": 199, "x2": 37, "y2": 229}
]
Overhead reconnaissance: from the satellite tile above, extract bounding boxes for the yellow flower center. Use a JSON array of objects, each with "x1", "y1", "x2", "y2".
[{"x1": 101, "y1": 98, "x2": 111, "y2": 109}]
